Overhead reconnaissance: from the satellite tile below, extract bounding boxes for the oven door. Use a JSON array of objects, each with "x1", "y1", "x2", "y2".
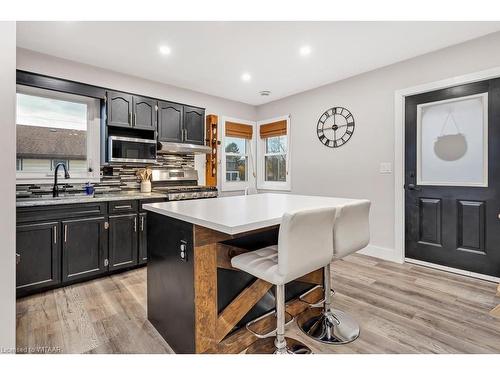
[{"x1": 108, "y1": 136, "x2": 157, "y2": 163}]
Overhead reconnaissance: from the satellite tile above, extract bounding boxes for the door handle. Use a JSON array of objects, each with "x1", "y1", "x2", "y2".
[
  {"x1": 134, "y1": 216, "x2": 137, "y2": 232},
  {"x1": 64, "y1": 224, "x2": 68, "y2": 243},
  {"x1": 406, "y1": 184, "x2": 421, "y2": 191},
  {"x1": 141, "y1": 216, "x2": 145, "y2": 232}
]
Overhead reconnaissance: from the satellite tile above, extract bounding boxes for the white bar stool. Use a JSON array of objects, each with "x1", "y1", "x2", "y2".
[
  {"x1": 231, "y1": 206, "x2": 338, "y2": 354},
  {"x1": 296, "y1": 200, "x2": 371, "y2": 344}
]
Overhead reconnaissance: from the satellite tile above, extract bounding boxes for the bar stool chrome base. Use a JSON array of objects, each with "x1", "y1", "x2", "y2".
[
  {"x1": 245, "y1": 337, "x2": 312, "y2": 354},
  {"x1": 296, "y1": 306, "x2": 360, "y2": 345}
]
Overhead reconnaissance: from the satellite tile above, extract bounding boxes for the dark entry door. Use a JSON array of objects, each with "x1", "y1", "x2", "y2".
[{"x1": 405, "y1": 79, "x2": 500, "y2": 277}]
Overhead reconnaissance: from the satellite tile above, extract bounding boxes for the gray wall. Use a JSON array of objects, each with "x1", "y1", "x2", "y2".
[
  {"x1": 257, "y1": 31, "x2": 500, "y2": 260},
  {"x1": 0, "y1": 21, "x2": 16, "y2": 351}
]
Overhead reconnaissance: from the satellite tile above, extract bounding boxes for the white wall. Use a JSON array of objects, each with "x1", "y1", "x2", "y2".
[
  {"x1": 16, "y1": 48, "x2": 257, "y2": 185},
  {"x1": 0, "y1": 22, "x2": 16, "y2": 351},
  {"x1": 256, "y1": 31, "x2": 500, "y2": 261}
]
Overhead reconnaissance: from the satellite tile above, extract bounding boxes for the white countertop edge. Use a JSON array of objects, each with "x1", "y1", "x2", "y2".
[{"x1": 143, "y1": 203, "x2": 279, "y2": 235}]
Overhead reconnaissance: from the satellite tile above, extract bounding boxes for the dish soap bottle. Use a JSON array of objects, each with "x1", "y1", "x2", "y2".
[{"x1": 85, "y1": 182, "x2": 95, "y2": 196}]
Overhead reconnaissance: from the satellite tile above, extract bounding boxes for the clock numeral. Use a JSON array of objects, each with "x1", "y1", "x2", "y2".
[
  {"x1": 337, "y1": 139, "x2": 344, "y2": 147},
  {"x1": 336, "y1": 107, "x2": 343, "y2": 114},
  {"x1": 333, "y1": 140, "x2": 338, "y2": 148},
  {"x1": 346, "y1": 129, "x2": 353, "y2": 136}
]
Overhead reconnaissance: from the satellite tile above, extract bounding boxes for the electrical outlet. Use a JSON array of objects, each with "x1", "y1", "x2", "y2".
[{"x1": 180, "y1": 240, "x2": 188, "y2": 262}]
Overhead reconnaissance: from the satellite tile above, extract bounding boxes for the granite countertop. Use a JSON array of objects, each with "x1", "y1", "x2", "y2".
[{"x1": 16, "y1": 191, "x2": 167, "y2": 208}]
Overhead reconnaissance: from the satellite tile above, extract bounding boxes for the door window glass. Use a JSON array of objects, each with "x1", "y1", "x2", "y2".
[{"x1": 417, "y1": 93, "x2": 488, "y2": 187}]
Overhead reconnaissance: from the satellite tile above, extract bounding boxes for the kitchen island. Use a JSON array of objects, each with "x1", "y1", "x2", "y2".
[{"x1": 143, "y1": 193, "x2": 362, "y2": 354}]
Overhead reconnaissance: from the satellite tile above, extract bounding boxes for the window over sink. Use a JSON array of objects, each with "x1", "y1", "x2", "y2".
[{"x1": 16, "y1": 85, "x2": 101, "y2": 184}]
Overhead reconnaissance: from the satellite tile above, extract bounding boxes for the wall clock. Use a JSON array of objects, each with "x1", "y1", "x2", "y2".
[{"x1": 316, "y1": 107, "x2": 355, "y2": 148}]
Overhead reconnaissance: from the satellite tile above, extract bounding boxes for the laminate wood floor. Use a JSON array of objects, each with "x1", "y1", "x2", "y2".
[{"x1": 16, "y1": 254, "x2": 500, "y2": 354}]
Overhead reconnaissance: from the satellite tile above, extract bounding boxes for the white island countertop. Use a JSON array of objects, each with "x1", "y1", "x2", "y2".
[{"x1": 143, "y1": 193, "x2": 365, "y2": 235}]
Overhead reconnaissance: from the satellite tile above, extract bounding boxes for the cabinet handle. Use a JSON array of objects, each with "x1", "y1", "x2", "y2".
[
  {"x1": 114, "y1": 204, "x2": 132, "y2": 210},
  {"x1": 185, "y1": 129, "x2": 188, "y2": 140},
  {"x1": 53, "y1": 225, "x2": 57, "y2": 244},
  {"x1": 129, "y1": 112, "x2": 132, "y2": 125},
  {"x1": 134, "y1": 112, "x2": 137, "y2": 126},
  {"x1": 64, "y1": 224, "x2": 68, "y2": 243},
  {"x1": 141, "y1": 216, "x2": 145, "y2": 231},
  {"x1": 134, "y1": 216, "x2": 137, "y2": 232}
]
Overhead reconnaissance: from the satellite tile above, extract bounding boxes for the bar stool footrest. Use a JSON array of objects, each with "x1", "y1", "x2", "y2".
[
  {"x1": 298, "y1": 285, "x2": 335, "y2": 308},
  {"x1": 246, "y1": 310, "x2": 294, "y2": 339}
]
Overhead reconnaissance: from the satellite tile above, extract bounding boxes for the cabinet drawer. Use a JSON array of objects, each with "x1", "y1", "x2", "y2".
[
  {"x1": 108, "y1": 200, "x2": 138, "y2": 214},
  {"x1": 17, "y1": 202, "x2": 107, "y2": 223}
]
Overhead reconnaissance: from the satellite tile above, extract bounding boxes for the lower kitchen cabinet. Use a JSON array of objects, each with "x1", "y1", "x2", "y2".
[
  {"x1": 16, "y1": 198, "x2": 164, "y2": 297},
  {"x1": 109, "y1": 213, "x2": 139, "y2": 270},
  {"x1": 62, "y1": 216, "x2": 108, "y2": 283},
  {"x1": 138, "y1": 212, "x2": 148, "y2": 264},
  {"x1": 16, "y1": 221, "x2": 60, "y2": 295}
]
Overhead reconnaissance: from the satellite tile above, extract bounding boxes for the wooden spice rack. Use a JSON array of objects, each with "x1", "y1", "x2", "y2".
[{"x1": 205, "y1": 114, "x2": 218, "y2": 187}]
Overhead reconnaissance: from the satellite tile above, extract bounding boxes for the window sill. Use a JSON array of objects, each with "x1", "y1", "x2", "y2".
[{"x1": 257, "y1": 183, "x2": 291, "y2": 192}]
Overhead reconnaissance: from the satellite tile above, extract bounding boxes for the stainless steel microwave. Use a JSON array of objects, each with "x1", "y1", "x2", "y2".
[{"x1": 108, "y1": 136, "x2": 157, "y2": 164}]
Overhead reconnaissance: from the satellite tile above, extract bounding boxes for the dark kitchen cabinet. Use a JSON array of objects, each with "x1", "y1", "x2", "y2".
[
  {"x1": 138, "y1": 212, "x2": 148, "y2": 264},
  {"x1": 107, "y1": 91, "x2": 156, "y2": 131},
  {"x1": 158, "y1": 101, "x2": 183, "y2": 143},
  {"x1": 16, "y1": 222, "x2": 60, "y2": 295},
  {"x1": 183, "y1": 106, "x2": 205, "y2": 145},
  {"x1": 62, "y1": 216, "x2": 108, "y2": 283},
  {"x1": 107, "y1": 91, "x2": 133, "y2": 128},
  {"x1": 109, "y1": 213, "x2": 138, "y2": 271},
  {"x1": 133, "y1": 96, "x2": 157, "y2": 131}
]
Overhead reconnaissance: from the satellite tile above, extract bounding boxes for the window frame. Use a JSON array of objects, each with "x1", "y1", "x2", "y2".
[
  {"x1": 220, "y1": 117, "x2": 256, "y2": 192},
  {"x1": 16, "y1": 85, "x2": 101, "y2": 185},
  {"x1": 257, "y1": 115, "x2": 291, "y2": 191}
]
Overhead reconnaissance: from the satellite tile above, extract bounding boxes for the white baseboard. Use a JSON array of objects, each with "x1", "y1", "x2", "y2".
[
  {"x1": 405, "y1": 258, "x2": 500, "y2": 283},
  {"x1": 358, "y1": 245, "x2": 403, "y2": 264}
]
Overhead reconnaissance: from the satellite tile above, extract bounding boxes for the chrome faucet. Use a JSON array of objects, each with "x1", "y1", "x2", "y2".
[{"x1": 53, "y1": 163, "x2": 70, "y2": 197}]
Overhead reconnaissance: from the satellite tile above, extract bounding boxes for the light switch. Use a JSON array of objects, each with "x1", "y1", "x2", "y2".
[{"x1": 379, "y1": 162, "x2": 392, "y2": 174}]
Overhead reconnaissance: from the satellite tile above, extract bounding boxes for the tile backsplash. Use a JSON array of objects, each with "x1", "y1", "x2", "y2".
[{"x1": 16, "y1": 153, "x2": 195, "y2": 198}]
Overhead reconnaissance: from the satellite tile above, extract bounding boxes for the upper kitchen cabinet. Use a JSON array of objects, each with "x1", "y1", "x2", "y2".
[
  {"x1": 183, "y1": 106, "x2": 205, "y2": 145},
  {"x1": 106, "y1": 91, "x2": 133, "y2": 128},
  {"x1": 133, "y1": 96, "x2": 157, "y2": 131},
  {"x1": 106, "y1": 91, "x2": 156, "y2": 130},
  {"x1": 158, "y1": 101, "x2": 183, "y2": 143}
]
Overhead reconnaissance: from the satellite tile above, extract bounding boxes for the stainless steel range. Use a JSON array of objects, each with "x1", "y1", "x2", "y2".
[{"x1": 151, "y1": 168, "x2": 217, "y2": 201}]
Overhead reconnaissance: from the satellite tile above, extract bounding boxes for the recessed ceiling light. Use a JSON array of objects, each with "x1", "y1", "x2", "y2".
[
  {"x1": 159, "y1": 45, "x2": 171, "y2": 55},
  {"x1": 241, "y1": 73, "x2": 251, "y2": 82},
  {"x1": 299, "y1": 45, "x2": 312, "y2": 56}
]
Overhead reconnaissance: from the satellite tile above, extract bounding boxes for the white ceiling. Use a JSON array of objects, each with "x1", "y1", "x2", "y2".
[{"x1": 16, "y1": 22, "x2": 500, "y2": 106}]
